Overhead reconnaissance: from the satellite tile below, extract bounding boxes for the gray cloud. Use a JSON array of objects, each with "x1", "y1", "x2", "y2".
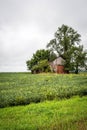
[{"x1": 0, "y1": 0, "x2": 87, "y2": 72}]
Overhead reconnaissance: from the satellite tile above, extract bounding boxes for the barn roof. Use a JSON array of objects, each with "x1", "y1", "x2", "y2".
[{"x1": 52, "y1": 57, "x2": 65, "y2": 65}]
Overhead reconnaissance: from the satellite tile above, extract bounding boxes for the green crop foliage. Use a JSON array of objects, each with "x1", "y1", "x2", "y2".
[{"x1": 0, "y1": 72, "x2": 87, "y2": 107}]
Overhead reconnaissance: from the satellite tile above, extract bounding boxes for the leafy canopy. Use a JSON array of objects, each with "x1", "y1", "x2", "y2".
[
  {"x1": 26, "y1": 49, "x2": 56, "y2": 73},
  {"x1": 47, "y1": 24, "x2": 87, "y2": 73}
]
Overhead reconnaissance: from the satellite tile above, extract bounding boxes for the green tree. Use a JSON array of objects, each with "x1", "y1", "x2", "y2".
[
  {"x1": 31, "y1": 59, "x2": 51, "y2": 73},
  {"x1": 71, "y1": 45, "x2": 87, "y2": 73},
  {"x1": 26, "y1": 49, "x2": 56, "y2": 73},
  {"x1": 47, "y1": 24, "x2": 86, "y2": 73}
]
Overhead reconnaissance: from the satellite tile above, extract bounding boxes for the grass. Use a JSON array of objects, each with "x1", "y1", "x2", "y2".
[
  {"x1": 0, "y1": 96, "x2": 87, "y2": 130},
  {"x1": 0, "y1": 73, "x2": 87, "y2": 107},
  {"x1": 0, "y1": 73, "x2": 87, "y2": 129}
]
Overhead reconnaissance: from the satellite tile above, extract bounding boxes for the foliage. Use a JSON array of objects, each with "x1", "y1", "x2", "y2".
[
  {"x1": 71, "y1": 45, "x2": 87, "y2": 73},
  {"x1": 31, "y1": 59, "x2": 51, "y2": 73},
  {"x1": 0, "y1": 96, "x2": 87, "y2": 130},
  {"x1": 0, "y1": 73, "x2": 87, "y2": 108},
  {"x1": 47, "y1": 24, "x2": 87, "y2": 73},
  {"x1": 26, "y1": 49, "x2": 57, "y2": 73}
]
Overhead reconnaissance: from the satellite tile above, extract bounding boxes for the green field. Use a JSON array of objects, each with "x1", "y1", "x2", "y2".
[
  {"x1": 0, "y1": 73, "x2": 87, "y2": 130},
  {"x1": 0, "y1": 96, "x2": 87, "y2": 130},
  {"x1": 0, "y1": 73, "x2": 87, "y2": 107}
]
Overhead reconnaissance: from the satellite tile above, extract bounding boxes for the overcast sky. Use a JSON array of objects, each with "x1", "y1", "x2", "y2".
[{"x1": 0, "y1": 0, "x2": 87, "y2": 72}]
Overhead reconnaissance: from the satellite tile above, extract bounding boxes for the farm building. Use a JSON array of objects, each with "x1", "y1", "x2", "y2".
[{"x1": 50, "y1": 57, "x2": 65, "y2": 74}]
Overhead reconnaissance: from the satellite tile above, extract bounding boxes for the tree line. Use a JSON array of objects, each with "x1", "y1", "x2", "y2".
[{"x1": 26, "y1": 24, "x2": 87, "y2": 74}]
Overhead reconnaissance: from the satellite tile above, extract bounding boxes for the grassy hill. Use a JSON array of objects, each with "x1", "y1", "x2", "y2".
[{"x1": 0, "y1": 96, "x2": 87, "y2": 130}]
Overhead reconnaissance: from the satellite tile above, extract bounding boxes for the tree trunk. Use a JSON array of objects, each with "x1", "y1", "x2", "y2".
[{"x1": 75, "y1": 64, "x2": 78, "y2": 74}]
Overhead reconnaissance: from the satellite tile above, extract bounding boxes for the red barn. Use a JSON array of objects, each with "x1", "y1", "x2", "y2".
[{"x1": 50, "y1": 57, "x2": 65, "y2": 74}]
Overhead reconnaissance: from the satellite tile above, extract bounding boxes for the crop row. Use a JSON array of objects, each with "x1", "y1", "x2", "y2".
[{"x1": 0, "y1": 73, "x2": 87, "y2": 107}]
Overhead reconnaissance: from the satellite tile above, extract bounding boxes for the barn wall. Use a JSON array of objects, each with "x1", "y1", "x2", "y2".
[{"x1": 57, "y1": 65, "x2": 64, "y2": 73}]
